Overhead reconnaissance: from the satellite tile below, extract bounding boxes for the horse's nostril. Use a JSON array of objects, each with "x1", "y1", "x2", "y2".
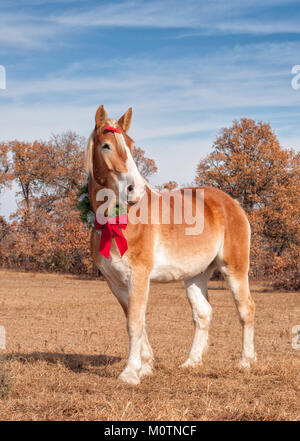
[{"x1": 127, "y1": 185, "x2": 134, "y2": 193}]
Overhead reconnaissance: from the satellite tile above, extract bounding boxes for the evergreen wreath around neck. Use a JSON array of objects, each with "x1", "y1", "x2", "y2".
[{"x1": 77, "y1": 177, "x2": 127, "y2": 228}]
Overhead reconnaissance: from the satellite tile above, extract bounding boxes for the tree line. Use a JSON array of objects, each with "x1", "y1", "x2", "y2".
[{"x1": 0, "y1": 119, "x2": 299, "y2": 290}]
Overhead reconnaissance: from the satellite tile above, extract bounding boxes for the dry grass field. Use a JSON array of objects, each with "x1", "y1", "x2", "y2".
[{"x1": 0, "y1": 269, "x2": 299, "y2": 421}]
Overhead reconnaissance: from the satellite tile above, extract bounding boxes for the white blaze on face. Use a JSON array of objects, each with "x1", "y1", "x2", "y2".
[{"x1": 115, "y1": 132, "x2": 146, "y2": 203}]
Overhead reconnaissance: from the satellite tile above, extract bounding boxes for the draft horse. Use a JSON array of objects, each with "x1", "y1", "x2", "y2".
[{"x1": 87, "y1": 105, "x2": 256, "y2": 385}]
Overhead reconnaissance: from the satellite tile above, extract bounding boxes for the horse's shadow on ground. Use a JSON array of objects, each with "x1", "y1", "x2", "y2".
[{"x1": 6, "y1": 352, "x2": 122, "y2": 375}]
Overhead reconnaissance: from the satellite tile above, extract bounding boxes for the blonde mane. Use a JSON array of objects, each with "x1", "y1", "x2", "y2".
[{"x1": 85, "y1": 132, "x2": 95, "y2": 178}]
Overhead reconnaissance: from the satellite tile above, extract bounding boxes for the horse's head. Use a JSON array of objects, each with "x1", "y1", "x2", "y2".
[{"x1": 87, "y1": 105, "x2": 146, "y2": 207}]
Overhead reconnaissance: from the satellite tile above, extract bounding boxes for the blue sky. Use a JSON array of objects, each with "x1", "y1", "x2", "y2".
[{"x1": 1, "y1": 0, "x2": 300, "y2": 217}]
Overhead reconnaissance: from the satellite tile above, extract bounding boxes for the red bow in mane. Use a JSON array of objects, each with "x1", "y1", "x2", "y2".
[
  {"x1": 105, "y1": 125, "x2": 121, "y2": 134},
  {"x1": 94, "y1": 214, "x2": 128, "y2": 259}
]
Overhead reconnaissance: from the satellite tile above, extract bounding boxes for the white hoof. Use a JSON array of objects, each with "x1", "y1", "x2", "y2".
[
  {"x1": 118, "y1": 369, "x2": 140, "y2": 385},
  {"x1": 238, "y1": 358, "x2": 251, "y2": 369},
  {"x1": 180, "y1": 358, "x2": 202, "y2": 369},
  {"x1": 140, "y1": 362, "x2": 153, "y2": 377},
  {"x1": 238, "y1": 353, "x2": 257, "y2": 369}
]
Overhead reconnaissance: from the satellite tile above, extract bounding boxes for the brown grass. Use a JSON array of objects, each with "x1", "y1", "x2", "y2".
[{"x1": 0, "y1": 269, "x2": 299, "y2": 421}]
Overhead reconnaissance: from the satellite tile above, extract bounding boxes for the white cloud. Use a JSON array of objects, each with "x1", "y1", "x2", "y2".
[
  {"x1": 45, "y1": 0, "x2": 300, "y2": 39},
  {"x1": 3, "y1": 41, "x2": 300, "y2": 114},
  {"x1": 1, "y1": 0, "x2": 300, "y2": 50},
  {"x1": 216, "y1": 20, "x2": 300, "y2": 35},
  {"x1": 0, "y1": 13, "x2": 63, "y2": 48},
  {"x1": 49, "y1": 0, "x2": 299, "y2": 31},
  {"x1": 1, "y1": 40, "x2": 300, "y2": 144}
]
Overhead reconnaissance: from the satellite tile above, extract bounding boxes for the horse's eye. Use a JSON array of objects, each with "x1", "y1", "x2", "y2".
[{"x1": 102, "y1": 144, "x2": 110, "y2": 150}]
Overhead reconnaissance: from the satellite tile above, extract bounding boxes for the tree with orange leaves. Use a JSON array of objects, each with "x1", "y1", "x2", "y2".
[
  {"x1": 156, "y1": 180, "x2": 178, "y2": 191},
  {"x1": 0, "y1": 144, "x2": 12, "y2": 265},
  {"x1": 133, "y1": 147, "x2": 157, "y2": 179},
  {"x1": 195, "y1": 118, "x2": 299, "y2": 290},
  {"x1": 0, "y1": 143, "x2": 11, "y2": 194},
  {"x1": 5, "y1": 133, "x2": 89, "y2": 272},
  {"x1": 9, "y1": 140, "x2": 49, "y2": 219},
  {"x1": 9, "y1": 132, "x2": 86, "y2": 217}
]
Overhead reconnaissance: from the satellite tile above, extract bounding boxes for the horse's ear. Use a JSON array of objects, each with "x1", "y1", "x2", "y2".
[
  {"x1": 118, "y1": 107, "x2": 132, "y2": 132},
  {"x1": 95, "y1": 105, "x2": 107, "y2": 129}
]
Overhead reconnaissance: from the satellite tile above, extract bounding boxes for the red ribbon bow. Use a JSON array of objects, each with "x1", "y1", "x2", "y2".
[
  {"x1": 94, "y1": 214, "x2": 128, "y2": 259},
  {"x1": 105, "y1": 125, "x2": 121, "y2": 134}
]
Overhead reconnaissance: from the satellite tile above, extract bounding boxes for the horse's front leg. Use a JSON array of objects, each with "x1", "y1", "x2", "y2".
[
  {"x1": 140, "y1": 326, "x2": 154, "y2": 377},
  {"x1": 119, "y1": 269, "x2": 150, "y2": 385},
  {"x1": 108, "y1": 279, "x2": 153, "y2": 379}
]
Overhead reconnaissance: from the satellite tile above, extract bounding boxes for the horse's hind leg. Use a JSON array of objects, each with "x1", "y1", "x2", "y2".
[
  {"x1": 217, "y1": 203, "x2": 256, "y2": 368},
  {"x1": 221, "y1": 268, "x2": 256, "y2": 368},
  {"x1": 229, "y1": 274, "x2": 256, "y2": 367},
  {"x1": 181, "y1": 267, "x2": 214, "y2": 368}
]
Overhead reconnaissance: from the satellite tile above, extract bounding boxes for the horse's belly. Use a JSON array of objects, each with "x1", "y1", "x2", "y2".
[{"x1": 150, "y1": 250, "x2": 214, "y2": 282}]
